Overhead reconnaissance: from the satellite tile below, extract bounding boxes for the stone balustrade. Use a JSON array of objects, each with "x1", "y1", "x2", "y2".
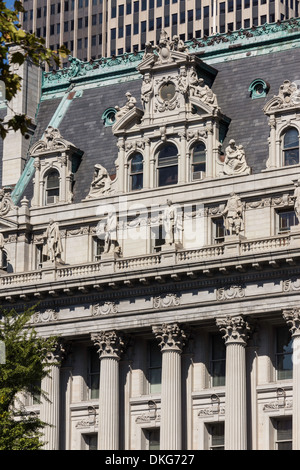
[{"x1": 0, "y1": 232, "x2": 297, "y2": 289}]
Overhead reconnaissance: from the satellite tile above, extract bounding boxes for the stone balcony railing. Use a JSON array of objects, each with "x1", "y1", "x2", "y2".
[{"x1": 0, "y1": 232, "x2": 297, "y2": 292}]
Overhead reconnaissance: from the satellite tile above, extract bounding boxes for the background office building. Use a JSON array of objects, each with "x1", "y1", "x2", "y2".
[{"x1": 21, "y1": 0, "x2": 299, "y2": 63}]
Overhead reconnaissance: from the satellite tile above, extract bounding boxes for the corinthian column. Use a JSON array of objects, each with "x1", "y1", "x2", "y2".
[
  {"x1": 91, "y1": 330, "x2": 126, "y2": 450},
  {"x1": 216, "y1": 315, "x2": 250, "y2": 450},
  {"x1": 153, "y1": 323, "x2": 187, "y2": 450},
  {"x1": 283, "y1": 308, "x2": 300, "y2": 450},
  {"x1": 40, "y1": 342, "x2": 67, "y2": 450}
]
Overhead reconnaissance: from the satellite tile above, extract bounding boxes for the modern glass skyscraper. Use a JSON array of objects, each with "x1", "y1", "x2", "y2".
[{"x1": 21, "y1": 0, "x2": 299, "y2": 63}]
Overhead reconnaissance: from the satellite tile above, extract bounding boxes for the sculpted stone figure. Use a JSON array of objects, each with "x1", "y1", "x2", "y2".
[
  {"x1": 86, "y1": 164, "x2": 111, "y2": 199},
  {"x1": 43, "y1": 219, "x2": 63, "y2": 262},
  {"x1": 0, "y1": 233, "x2": 5, "y2": 269},
  {"x1": 222, "y1": 193, "x2": 244, "y2": 236},
  {"x1": 115, "y1": 92, "x2": 137, "y2": 120},
  {"x1": 223, "y1": 139, "x2": 251, "y2": 176},
  {"x1": 141, "y1": 73, "x2": 154, "y2": 112},
  {"x1": 103, "y1": 211, "x2": 118, "y2": 255},
  {"x1": 162, "y1": 200, "x2": 182, "y2": 246},
  {"x1": 293, "y1": 180, "x2": 300, "y2": 222},
  {"x1": 189, "y1": 77, "x2": 218, "y2": 107}
]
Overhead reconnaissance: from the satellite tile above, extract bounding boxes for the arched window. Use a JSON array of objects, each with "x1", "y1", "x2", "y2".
[
  {"x1": 191, "y1": 142, "x2": 206, "y2": 180},
  {"x1": 157, "y1": 143, "x2": 178, "y2": 187},
  {"x1": 283, "y1": 128, "x2": 299, "y2": 166},
  {"x1": 45, "y1": 169, "x2": 60, "y2": 205},
  {"x1": 129, "y1": 153, "x2": 143, "y2": 191}
]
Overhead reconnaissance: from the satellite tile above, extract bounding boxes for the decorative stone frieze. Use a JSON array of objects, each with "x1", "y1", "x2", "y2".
[
  {"x1": 216, "y1": 284, "x2": 245, "y2": 301},
  {"x1": 92, "y1": 301, "x2": 118, "y2": 316},
  {"x1": 153, "y1": 293, "x2": 180, "y2": 309},
  {"x1": 32, "y1": 309, "x2": 58, "y2": 323},
  {"x1": 283, "y1": 278, "x2": 300, "y2": 292}
]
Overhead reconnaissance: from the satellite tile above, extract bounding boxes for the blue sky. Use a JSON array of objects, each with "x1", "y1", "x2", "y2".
[{"x1": 6, "y1": 1, "x2": 16, "y2": 9}]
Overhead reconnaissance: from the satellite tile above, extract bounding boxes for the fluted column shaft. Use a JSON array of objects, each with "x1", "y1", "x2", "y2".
[
  {"x1": 41, "y1": 362, "x2": 60, "y2": 450},
  {"x1": 283, "y1": 309, "x2": 300, "y2": 450},
  {"x1": 153, "y1": 323, "x2": 187, "y2": 450},
  {"x1": 40, "y1": 342, "x2": 67, "y2": 450},
  {"x1": 92, "y1": 331, "x2": 125, "y2": 450},
  {"x1": 217, "y1": 315, "x2": 250, "y2": 450}
]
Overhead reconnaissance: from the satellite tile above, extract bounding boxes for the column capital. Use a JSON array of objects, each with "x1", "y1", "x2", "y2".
[
  {"x1": 45, "y1": 339, "x2": 70, "y2": 364},
  {"x1": 91, "y1": 330, "x2": 126, "y2": 360},
  {"x1": 216, "y1": 315, "x2": 250, "y2": 346},
  {"x1": 283, "y1": 308, "x2": 300, "y2": 337},
  {"x1": 152, "y1": 322, "x2": 187, "y2": 353}
]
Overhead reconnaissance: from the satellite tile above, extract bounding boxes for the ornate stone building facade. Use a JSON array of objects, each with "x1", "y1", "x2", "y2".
[{"x1": 2, "y1": 20, "x2": 300, "y2": 450}]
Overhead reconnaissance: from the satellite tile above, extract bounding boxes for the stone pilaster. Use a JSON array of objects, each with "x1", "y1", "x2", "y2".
[
  {"x1": 92, "y1": 330, "x2": 126, "y2": 450},
  {"x1": 283, "y1": 308, "x2": 300, "y2": 450},
  {"x1": 40, "y1": 341, "x2": 67, "y2": 450},
  {"x1": 153, "y1": 323, "x2": 187, "y2": 450},
  {"x1": 216, "y1": 315, "x2": 250, "y2": 450}
]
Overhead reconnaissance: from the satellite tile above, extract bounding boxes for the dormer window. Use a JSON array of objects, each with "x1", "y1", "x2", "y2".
[
  {"x1": 157, "y1": 143, "x2": 178, "y2": 187},
  {"x1": 45, "y1": 169, "x2": 60, "y2": 205},
  {"x1": 282, "y1": 128, "x2": 299, "y2": 166}
]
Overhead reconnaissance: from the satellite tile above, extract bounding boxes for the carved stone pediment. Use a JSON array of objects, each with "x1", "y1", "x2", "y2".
[
  {"x1": 112, "y1": 106, "x2": 144, "y2": 134},
  {"x1": 29, "y1": 126, "x2": 77, "y2": 156},
  {"x1": 264, "y1": 80, "x2": 300, "y2": 114}
]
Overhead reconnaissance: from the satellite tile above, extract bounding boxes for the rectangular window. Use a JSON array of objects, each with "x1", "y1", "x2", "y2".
[
  {"x1": 51, "y1": 4, "x2": 55, "y2": 14},
  {"x1": 111, "y1": 6, "x2": 116, "y2": 18},
  {"x1": 148, "y1": 340, "x2": 162, "y2": 393},
  {"x1": 149, "y1": 0, "x2": 154, "y2": 7},
  {"x1": 77, "y1": 38, "x2": 82, "y2": 49},
  {"x1": 164, "y1": 15, "x2": 170, "y2": 27},
  {"x1": 172, "y1": 13, "x2": 177, "y2": 25},
  {"x1": 144, "y1": 429, "x2": 160, "y2": 450},
  {"x1": 188, "y1": 10, "x2": 193, "y2": 21},
  {"x1": 119, "y1": 26, "x2": 124, "y2": 37},
  {"x1": 119, "y1": 4, "x2": 124, "y2": 16},
  {"x1": 213, "y1": 217, "x2": 225, "y2": 244},
  {"x1": 244, "y1": 18, "x2": 250, "y2": 27},
  {"x1": 210, "y1": 334, "x2": 226, "y2": 387},
  {"x1": 65, "y1": 1, "x2": 69, "y2": 11},
  {"x1": 157, "y1": 0, "x2": 162, "y2": 6},
  {"x1": 134, "y1": 22, "x2": 139, "y2": 34},
  {"x1": 275, "y1": 326, "x2": 293, "y2": 380},
  {"x1": 206, "y1": 423, "x2": 225, "y2": 450},
  {"x1": 127, "y1": 1, "x2": 132, "y2": 14},
  {"x1": 92, "y1": 14, "x2": 97, "y2": 25},
  {"x1": 149, "y1": 19, "x2": 154, "y2": 30},
  {"x1": 134, "y1": 0, "x2": 139, "y2": 12},
  {"x1": 78, "y1": 17, "x2": 83, "y2": 29},
  {"x1": 142, "y1": 0, "x2": 147, "y2": 9},
  {"x1": 78, "y1": 0, "x2": 83, "y2": 7},
  {"x1": 50, "y1": 24, "x2": 55, "y2": 35},
  {"x1": 219, "y1": 1, "x2": 225, "y2": 13},
  {"x1": 274, "y1": 418, "x2": 292, "y2": 450},
  {"x1": 236, "y1": 0, "x2": 241, "y2": 9},
  {"x1": 82, "y1": 434, "x2": 98, "y2": 450},
  {"x1": 111, "y1": 28, "x2": 116, "y2": 40},
  {"x1": 156, "y1": 17, "x2": 162, "y2": 29},
  {"x1": 278, "y1": 210, "x2": 298, "y2": 233},
  {"x1": 196, "y1": 8, "x2": 201, "y2": 20},
  {"x1": 71, "y1": 19, "x2": 74, "y2": 30},
  {"x1": 89, "y1": 348, "x2": 100, "y2": 399},
  {"x1": 37, "y1": 7, "x2": 41, "y2": 18},
  {"x1": 204, "y1": 6, "x2": 209, "y2": 17},
  {"x1": 126, "y1": 24, "x2": 131, "y2": 36},
  {"x1": 92, "y1": 35, "x2": 96, "y2": 46},
  {"x1": 180, "y1": 11, "x2": 185, "y2": 23},
  {"x1": 228, "y1": 0, "x2": 233, "y2": 12},
  {"x1": 141, "y1": 20, "x2": 147, "y2": 32},
  {"x1": 261, "y1": 15, "x2": 267, "y2": 24},
  {"x1": 244, "y1": 0, "x2": 250, "y2": 7},
  {"x1": 64, "y1": 21, "x2": 69, "y2": 32}
]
